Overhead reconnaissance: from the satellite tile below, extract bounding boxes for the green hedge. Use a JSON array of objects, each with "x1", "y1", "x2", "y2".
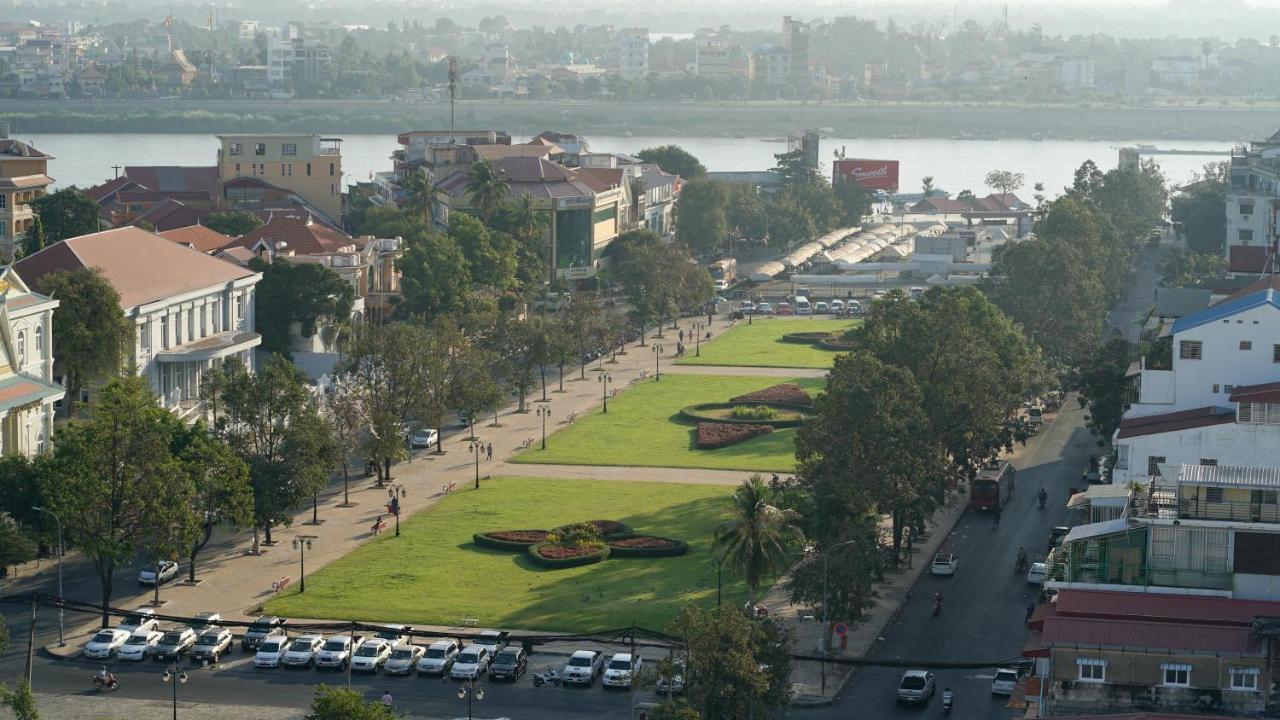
[
  {"x1": 605, "y1": 535, "x2": 691, "y2": 558},
  {"x1": 473, "y1": 530, "x2": 553, "y2": 551},
  {"x1": 678, "y1": 402, "x2": 814, "y2": 428},
  {"x1": 527, "y1": 542, "x2": 610, "y2": 569},
  {"x1": 816, "y1": 339, "x2": 858, "y2": 351},
  {"x1": 780, "y1": 331, "x2": 834, "y2": 345},
  {"x1": 553, "y1": 520, "x2": 632, "y2": 539}
]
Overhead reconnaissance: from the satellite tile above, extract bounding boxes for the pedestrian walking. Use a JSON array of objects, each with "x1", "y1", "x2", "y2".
[
  {"x1": 486, "y1": 442, "x2": 493, "y2": 461},
  {"x1": 679, "y1": 329, "x2": 685, "y2": 343},
  {"x1": 381, "y1": 690, "x2": 394, "y2": 708}
]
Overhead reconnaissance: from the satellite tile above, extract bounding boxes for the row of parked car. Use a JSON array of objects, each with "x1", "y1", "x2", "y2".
[{"x1": 84, "y1": 612, "x2": 650, "y2": 690}]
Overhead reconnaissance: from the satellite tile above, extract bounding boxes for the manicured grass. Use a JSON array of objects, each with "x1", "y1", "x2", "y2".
[
  {"x1": 676, "y1": 318, "x2": 860, "y2": 369},
  {"x1": 511, "y1": 374, "x2": 824, "y2": 472},
  {"x1": 265, "y1": 477, "x2": 746, "y2": 631}
]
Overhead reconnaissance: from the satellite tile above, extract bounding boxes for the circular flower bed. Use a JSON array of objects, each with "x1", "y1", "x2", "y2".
[
  {"x1": 816, "y1": 339, "x2": 858, "y2": 351},
  {"x1": 527, "y1": 541, "x2": 610, "y2": 568},
  {"x1": 679, "y1": 402, "x2": 813, "y2": 428},
  {"x1": 473, "y1": 530, "x2": 553, "y2": 551},
  {"x1": 605, "y1": 534, "x2": 690, "y2": 558}
]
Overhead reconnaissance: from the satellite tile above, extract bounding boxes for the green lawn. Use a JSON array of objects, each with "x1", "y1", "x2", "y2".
[
  {"x1": 511, "y1": 374, "x2": 824, "y2": 472},
  {"x1": 265, "y1": 477, "x2": 746, "y2": 631},
  {"x1": 676, "y1": 318, "x2": 860, "y2": 369}
]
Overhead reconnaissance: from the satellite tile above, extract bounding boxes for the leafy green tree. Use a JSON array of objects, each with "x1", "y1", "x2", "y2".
[
  {"x1": 305, "y1": 685, "x2": 395, "y2": 720},
  {"x1": 201, "y1": 210, "x2": 263, "y2": 237},
  {"x1": 173, "y1": 422, "x2": 252, "y2": 582},
  {"x1": 771, "y1": 148, "x2": 813, "y2": 185},
  {"x1": 1159, "y1": 247, "x2": 1227, "y2": 286},
  {"x1": 1077, "y1": 336, "x2": 1134, "y2": 443},
  {"x1": 418, "y1": 316, "x2": 475, "y2": 452},
  {"x1": 31, "y1": 187, "x2": 99, "y2": 243},
  {"x1": 0, "y1": 513, "x2": 35, "y2": 573},
  {"x1": 493, "y1": 194, "x2": 551, "y2": 286},
  {"x1": 249, "y1": 258, "x2": 355, "y2": 356},
  {"x1": 562, "y1": 293, "x2": 604, "y2": 380},
  {"x1": 833, "y1": 182, "x2": 873, "y2": 226},
  {"x1": 675, "y1": 179, "x2": 728, "y2": 258},
  {"x1": 712, "y1": 475, "x2": 802, "y2": 607},
  {"x1": 34, "y1": 268, "x2": 133, "y2": 417},
  {"x1": 400, "y1": 168, "x2": 434, "y2": 226},
  {"x1": 211, "y1": 356, "x2": 334, "y2": 550},
  {"x1": 449, "y1": 212, "x2": 518, "y2": 292},
  {"x1": 465, "y1": 159, "x2": 510, "y2": 222},
  {"x1": 487, "y1": 314, "x2": 547, "y2": 413},
  {"x1": 42, "y1": 377, "x2": 190, "y2": 627},
  {"x1": 667, "y1": 605, "x2": 793, "y2": 719},
  {"x1": 985, "y1": 169, "x2": 1025, "y2": 196},
  {"x1": 20, "y1": 214, "x2": 46, "y2": 259},
  {"x1": 781, "y1": 182, "x2": 842, "y2": 235},
  {"x1": 452, "y1": 355, "x2": 505, "y2": 450},
  {"x1": 1171, "y1": 187, "x2": 1226, "y2": 255},
  {"x1": 0, "y1": 681, "x2": 38, "y2": 720},
  {"x1": 921, "y1": 176, "x2": 935, "y2": 197},
  {"x1": 637, "y1": 145, "x2": 707, "y2": 179},
  {"x1": 395, "y1": 230, "x2": 471, "y2": 319}
]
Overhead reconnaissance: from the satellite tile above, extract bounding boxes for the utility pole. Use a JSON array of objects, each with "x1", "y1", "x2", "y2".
[
  {"x1": 448, "y1": 57, "x2": 458, "y2": 144},
  {"x1": 629, "y1": 625, "x2": 637, "y2": 720},
  {"x1": 24, "y1": 593, "x2": 37, "y2": 688}
]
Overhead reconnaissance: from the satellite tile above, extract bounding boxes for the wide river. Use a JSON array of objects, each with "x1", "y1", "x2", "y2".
[{"x1": 20, "y1": 133, "x2": 1232, "y2": 198}]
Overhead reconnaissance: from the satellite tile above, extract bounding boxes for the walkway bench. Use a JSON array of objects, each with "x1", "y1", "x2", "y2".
[{"x1": 460, "y1": 617, "x2": 479, "y2": 628}]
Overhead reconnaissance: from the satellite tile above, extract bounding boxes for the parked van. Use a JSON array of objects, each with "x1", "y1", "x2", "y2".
[{"x1": 795, "y1": 296, "x2": 812, "y2": 315}]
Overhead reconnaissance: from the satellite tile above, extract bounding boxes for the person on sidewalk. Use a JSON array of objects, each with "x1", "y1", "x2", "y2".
[
  {"x1": 381, "y1": 690, "x2": 394, "y2": 708},
  {"x1": 486, "y1": 442, "x2": 493, "y2": 461}
]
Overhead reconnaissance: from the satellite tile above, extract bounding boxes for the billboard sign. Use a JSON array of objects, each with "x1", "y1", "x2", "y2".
[{"x1": 833, "y1": 159, "x2": 900, "y2": 191}]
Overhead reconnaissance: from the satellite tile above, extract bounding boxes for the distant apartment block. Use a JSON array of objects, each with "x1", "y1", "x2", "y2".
[
  {"x1": 618, "y1": 28, "x2": 649, "y2": 81},
  {"x1": 267, "y1": 30, "x2": 331, "y2": 90},
  {"x1": 216, "y1": 134, "x2": 344, "y2": 223},
  {"x1": 694, "y1": 29, "x2": 732, "y2": 79},
  {"x1": 0, "y1": 135, "x2": 53, "y2": 262},
  {"x1": 1060, "y1": 57, "x2": 1096, "y2": 88}
]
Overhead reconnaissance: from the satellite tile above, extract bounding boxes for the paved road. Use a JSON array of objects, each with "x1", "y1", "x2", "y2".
[
  {"x1": 1109, "y1": 240, "x2": 1171, "y2": 343},
  {"x1": 809, "y1": 400, "x2": 1095, "y2": 720}
]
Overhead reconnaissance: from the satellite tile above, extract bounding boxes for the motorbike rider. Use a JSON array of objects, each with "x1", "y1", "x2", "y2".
[
  {"x1": 1016, "y1": 546, "x2": 1028, "y2": 570},
  {"x1": 96, "y1": 666, "x2": 115, "y2": 687},
  {"x1": 1038, "y1": 487, "x2": 1048, "y2": 508},
  {"x1": 942, "y1": 687, "x2": 954, "y2": 706}
]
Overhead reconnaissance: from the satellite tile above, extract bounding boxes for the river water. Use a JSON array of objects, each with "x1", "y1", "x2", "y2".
[{"x1": 20, "y1": 133, "x2": 1231, "y2": 198}]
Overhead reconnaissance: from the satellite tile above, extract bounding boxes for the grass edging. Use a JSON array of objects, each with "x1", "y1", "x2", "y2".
[
  {"x1": 473, "y1": 531, "x2": 553, "y2": 551},
  {"x1": 605, "y1": 535, "x2": 691, "y2": 558},
  {"x1": 527, "y1": 542, "x2": 611, "y2": 568}
]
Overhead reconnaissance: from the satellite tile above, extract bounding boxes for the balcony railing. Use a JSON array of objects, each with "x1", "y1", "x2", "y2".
[{"x1": 1179, "y1": 498, "x2": 1280, "y2": 524}]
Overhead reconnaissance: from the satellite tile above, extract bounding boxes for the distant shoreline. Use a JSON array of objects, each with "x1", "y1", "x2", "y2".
[{"x1": 2, "y1": 98, "x2": 1272, "y2": 142}]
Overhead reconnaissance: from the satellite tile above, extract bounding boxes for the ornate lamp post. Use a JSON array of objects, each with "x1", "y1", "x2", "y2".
[
  {"x1": 160, "y1": 661, "x2": 189, "y2": 720},
  {"x1": 693, "y1": 321, "x2": 705, "y2": 357},
  {"x1": 469, "y1": 439, "x2": 484, "y2": 489},
  {"x1": 536, "y1": 404, "x2": 551, "y2": 450},
  {"x1": 292, "y1": 535, "x2": 317, "y2": 593},
  {"x1": 598, "y1": 373, "x2": 613, "y2": 413},
  {"x1": 457, "y1": 677, "x2": 485, "y2": 720},
  {"x1": 653, "y1": 344, "x2": 664, "y2": 381},
  {"x1": 387, "y1": 483, "x2": 407, "y2": 537}
]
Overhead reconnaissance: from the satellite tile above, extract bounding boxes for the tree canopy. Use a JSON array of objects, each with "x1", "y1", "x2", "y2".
[
  {"x1": 249, "y1": 257, "x2": 355, "y2": 356},
  {"x1": 35, "y1": 268, "x2": 133, "y2": 417},
  {"x1": 637, "y1": 145, "x2": 707, "y2": 179},
  {"x1": 31, "y1": 187, "x2": 99, "y2": 243},
  {"x1": 201, "y1": 210, "x2": 264, "y2": 237}
]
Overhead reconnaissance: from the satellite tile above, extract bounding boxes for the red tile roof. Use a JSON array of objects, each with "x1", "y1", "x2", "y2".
[
  {"x1": 1033, "y1": 615, "x2": 1261, "y2": 655},
  {"x1": 159, "y1": 225, "x2": 236, "y2": 253},
  {"x1": 575, "y1": 167, "x2": 624, "y2": 192},
  {"x1": 1229, "y1": 245, "x2": 1268, "y2": 274},
  {"x1": 1229, "y1": 381, "x2": 1280, "y2": 404},
  {"x1": 133, "y1": 198, "x2": 210, "y2": 232},
  {"x1": 1115, "y1": 406, "x2": 1236, "y2": 439},
  {"x1": 123, "y1": 166, "x2": 218, "y2": 196},
  {"x1": 1051, "y1": 589, "x2": 1280, "y2": 626},
  {"x1": 231, "y1": 215, "x2": 359, "y2": 256},
  {"x1": 84, "y1": 175, "x2": 136, "y2": 203}
]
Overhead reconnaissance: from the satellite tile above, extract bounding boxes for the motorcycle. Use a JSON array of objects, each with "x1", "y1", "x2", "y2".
[
  {"x1": 1015, "y1": 553, "x2": 1028, "y2": 574},
  {"x1": 1038, "y1": 489, "x2": 1047, "y2": 509},
  {"x1": 942, "y1": 692, "x2": 954, "y2": 714},
  {"x1": 532, "y1": 667, "x2": 562, "y2": 687},
  {"x1": 93, "y1": 675, "x2": 119, "y2": 692},
  {"x1": 931, "y1": 593, "x2": 943, "y2": 617}
]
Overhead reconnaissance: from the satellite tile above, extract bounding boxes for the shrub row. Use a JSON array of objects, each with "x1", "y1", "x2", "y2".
[
  {"x1": 730, "y1": 383, "x2": 813, "y2": 406},
  {"x1": 816, "y1": 339, "x2": 858, "y2": 351},
  {"x1": 780, "y1": 331, "x2": 834, "y2": 345},
  {"x1": 605, "y1": 534, "x2": 691, "y2": 558},
  {"x1": 680, "y1": 402, "x2": 812, "y2": 428},
  {"x1": 473, "y1": 530, "x2": 553, "y2": 551},
  {"x1": 527, "y1": 541, "x2": 610, "y2": 569},
  {"x1": 696, "y1": 422, "x2": 774, "y2": 449}
]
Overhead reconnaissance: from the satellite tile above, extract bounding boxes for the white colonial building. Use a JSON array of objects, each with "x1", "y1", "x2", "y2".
[
  {"x1": 0, "y1": 267, "x2": 62, "y2": 455},
  {"x1": 15, "y1": 227, "x2": 261, "y2": 420},
  {"x1": 1115, "y1": 276, "x2": 1280, "y2": 483}
]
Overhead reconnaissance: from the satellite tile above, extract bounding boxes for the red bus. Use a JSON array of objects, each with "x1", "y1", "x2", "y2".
[{"x1": 970, "y1": 461, "x2": 1016, "y2": 511}]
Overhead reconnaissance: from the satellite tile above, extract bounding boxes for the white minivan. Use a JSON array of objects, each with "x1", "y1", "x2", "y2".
[{"x1": 794, "y1": 296, "x2": 812, "y2": 315}]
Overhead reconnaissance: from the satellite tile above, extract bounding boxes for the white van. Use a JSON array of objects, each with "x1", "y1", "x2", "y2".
[{"x1": 795, "y1": 296, "x2": 812, "y2": 315}]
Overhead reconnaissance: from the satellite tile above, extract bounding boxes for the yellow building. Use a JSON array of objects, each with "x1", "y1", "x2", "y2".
[
  {"x1": 215, "y1": 134, "x2": 343, "y2": 223},
  {"x1": 0, "y1": 137, "x2": 53, "y2": 262}
]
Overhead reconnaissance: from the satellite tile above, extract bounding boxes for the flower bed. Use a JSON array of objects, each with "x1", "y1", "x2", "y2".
[
  {"x1": 473, "y1": 530, "x2": 554, "y2": 551},
  {"x1": 582, "y1": 520, "x2": 631, "y2": 538},
  {"x1": 695, "y1": 422, "x2": 774, "y2": 449},
  {"x1": 679, "y1": 402, "x2": 813, "y2": 428},
  {"x1": 527, "y1": 541, "x2": 610, "y2": 569},
  {"x1": 780, "y1": 331, "x2": 834, "y2": 345},
  {"x1": 605, "y1": 534, "x2": 690, "y2": 558},
  {"x1": 731, "y1": 405, "x2": 778, "y2": 421},
  {"x1": 730, "y1": 383, "x2": 814, "y2": 406}
]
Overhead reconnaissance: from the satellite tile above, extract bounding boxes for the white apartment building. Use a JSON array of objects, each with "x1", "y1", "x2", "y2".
[
  {"x1": 1151, "y1": 55, "x2": 1200, "y2": 85},
  {"x1": 618, "y1": 28, "x2": 650, "y2": 81},
  {"x1": 1060, "y1": 57, "x2": 1095, "y2": 88},
  {"x1": 14, "y1": 227, "x2": 261, "y2": 420},
  {"x1": 0, "y1": 267, "x2": 62, "y2": 456},
  {"x1": 1225, "y1": 132, "x2": 1280, "y2": 263},
  {"x1": 694, "y1": 30, "x2": 732, "y2": 79},
  {"x1": 1114, "y1": 277, "x2": 1280, "y2": 484},
  {"x1": 267, "y1": 32, "x2": 331, "y2": 89}
]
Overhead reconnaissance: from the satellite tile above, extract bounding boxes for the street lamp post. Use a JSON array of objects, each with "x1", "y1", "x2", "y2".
[
  {"x1": 598, "y1": 373, "x2": 612, "y2": 413},
  {"x1": 469, "y1": 439, "x2": 483, "y2": 489},
  {"x1": 819, "y1": 539, "x2": 859, "y2": 695},
  {"x1": 693, "y1": 321, "x2": 704, "y2": 357},
  {"x1": 161, "y1": 661, "x2": 189, "y2": 720},
  {"x1": 537, "y1": 404, "x2": 551, "y2": 450},
  {"x1": 292, "y1": 535, "x2": 317, "y2": 593},
  {"x1": 32, "y1": 506, "x2": 63, "y2": 646},
  {"x1": 457, "y1": 677, "x2": 485, "y2": 720},
  {"x1": 386, "y1": 483, "x2": 407, "y2": 537},
  {"x1": 653, "y1": 344, "x2": 664, "y2": 381}
]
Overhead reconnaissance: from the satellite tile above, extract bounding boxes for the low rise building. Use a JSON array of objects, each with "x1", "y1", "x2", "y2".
[
  {"x1": 0, "y1": 135, "x2": 53, "y2": 262},
  {"x1": 618, "y1": 28, "x2": 649, "y2": 81},
  {"x1": 0, "y1": 267, "x2": 62, "y2": 456},
  {"x1": 216, "y1": 133, "x2": 344, "y2": 224}
]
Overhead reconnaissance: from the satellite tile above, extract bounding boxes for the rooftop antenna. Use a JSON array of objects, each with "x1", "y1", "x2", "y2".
[{"x1": 448, "y1": 57, "x2": 458, "y2": 145}]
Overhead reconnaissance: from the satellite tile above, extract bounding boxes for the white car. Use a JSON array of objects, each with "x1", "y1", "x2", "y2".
[
  {"x1": 563, "y1": 649, "x2": 604, "y2": 686},
  {"x1": 416, "y1": 640, "x2": 459, "y2": 675},
  {"x1": 371, "y1": 624, "x2": 411, "y2": 650},
  {"x1": 137, "y1": 560, "x2": 179, "y2": 586},
  {"x1": 1026, "y1": 562, "x2": 1048, "y2": 585},
  {"x1": 118, "y1": 608, "x2": 158, "y2": 634},
  {"x1": 991, "y1": 667, "x2": 1022, "y2": 696},
  {"x1": 282, "y1": 634, "x2": 325, "y2": 668},
  {"x1": 351, "y1": 638, "x2": 392, "y2": 672},
  {"x1": 655, "y1": 659, "x2": 685, "y2": 695},
  {"x1": 449, "y1": 645, "x2": 490, "y2": 680},
  {"x1": 930, "y1": 553, "x2": 958, "y2": 576},
  {"x1": 118, "y1": 629, "x2": 163, "y2": 661},
  {"x1": 315, "y1": 635, "x2": 362, "y2": 670},
  {"x1": 473, "y1": 629, "x2": 508, "y2": 657},
  {"x1": 84, "y1": 628, "x2": 131, "y2": 659},
  {"x1": 253, "y1": 633, "x2": 291, "y2": 669},
  {"x1": 189, "y1": 611, "x2": 222, "y2": 633},
  {"x1": 602, "y1": 652, "x2": 642, "y2": 689},
  {"x1": 384, "y1": 644, "x2": 424, "y2": 676},
  {"x1": 411, "y1": 429, "x2": 439, "y2": 448}
]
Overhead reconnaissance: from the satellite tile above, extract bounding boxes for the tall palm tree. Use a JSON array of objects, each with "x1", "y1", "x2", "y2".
[
  {"x1": 465, "y1": 160, "x2": 510, "y2": 223},
  {"x1": 712, "y1": 475, "x2": 802, "y2": 608},
  {"x1": 508, "y1": 193, "x2": 551, "y2": 282},
  {"x1": 402, "y1": 167, "x2": 434, "y2": 226}
]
